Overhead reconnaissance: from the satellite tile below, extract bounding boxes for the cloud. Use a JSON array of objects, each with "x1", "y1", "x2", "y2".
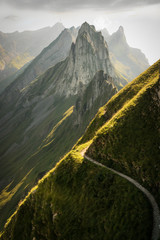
[
  {"x1": 1, "y1": 0, "x2": 160, "y2": 12},
  {"x1": 3, "y1": 15, "x2": 19, "y2": 21}
]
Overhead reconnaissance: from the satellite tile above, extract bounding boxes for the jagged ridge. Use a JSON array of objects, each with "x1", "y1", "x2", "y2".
[{"x1": 102, "y1": 26, "x2": 149, "y2": 80}]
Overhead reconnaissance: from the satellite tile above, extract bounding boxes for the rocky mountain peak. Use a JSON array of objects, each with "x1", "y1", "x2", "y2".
[
  {"x1": 78, "y1": 22, "x2": 96, "y2": 35},
  {"x1": 106, "y1": 25, "x2": 128, "y2": 59},
  {"x1": 77, "y1": 22, "x2": 105, "y2": 47},
  {"x1": 52, "y1": 22, "x2": 64, "y2": 28},
  {"x1": 51, "y1": 22, "x2": 65, "y2": 33},
  {"x1": 102, "y1": 25, "x2": 149, "y2": 81},
  {"x1": 57, "y1": 22, "x2": 115, "y2": 96},
  {"x1": 111, "y1": 25, "x2": 127, "y2": 45},
  {"x1": 118, "y1": 26, "x2": 124, "y2": 33}
]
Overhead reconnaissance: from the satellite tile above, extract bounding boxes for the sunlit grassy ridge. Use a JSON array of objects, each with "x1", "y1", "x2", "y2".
[
  {"x1": 1, "y1": 61, "x2": 159, "y2": 239},
  {"x1": 85, "y1": 59, "x2": 160, "y2": 200},
  {"x1": 0, "y1": 148, "x2": 152, "y2": 240},
  {"x1": 79, "y1": 59, "x2": 159, "y2": 144},
  {"x1": 43, "y1": 106, "x2": 74, "y2": 146},
  {"x1": 0, "y1": 169, "x2": 33, "y2": 210}
]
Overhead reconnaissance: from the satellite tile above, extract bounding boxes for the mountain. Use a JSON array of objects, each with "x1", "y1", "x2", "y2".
[
  {"x1": 102, "y1": 26, "x2": 150, "y2": 80},
  {"x1": 0, "y1": 22, "x2": 125, "y2": 231},
  {"x1": 0, "y1": 23, "x2": 148, "y2": 93},
  {"x1": 0, "y1": 23, "x2": 64, "y2": 84},
  {"x1": 1, "y1": 60, "x2": 159, "y2": 240},
  {"x1": 0, "y1": 26, "x2": 77, "y2": 108}
]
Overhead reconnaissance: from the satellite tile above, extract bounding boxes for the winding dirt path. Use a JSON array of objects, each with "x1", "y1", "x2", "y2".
[{"x1": 81, "y1": 150, "x2": 160, "y2": 240}]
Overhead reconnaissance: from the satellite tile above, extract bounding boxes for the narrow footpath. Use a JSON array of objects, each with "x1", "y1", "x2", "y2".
[{"x1": 81, "y1": 150, "x2": 160, "y2": 240}]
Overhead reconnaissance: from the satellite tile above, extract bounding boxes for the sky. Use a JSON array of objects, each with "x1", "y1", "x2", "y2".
[{"x1": 0, "y1": 0, "x2": 160, "y2": 65}]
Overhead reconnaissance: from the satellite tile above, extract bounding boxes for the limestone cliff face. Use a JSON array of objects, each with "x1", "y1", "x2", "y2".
[
  {"x1": 15, "y1": 22, "x2": 121, "y2": 123},
  {"x1": 0, "y1": 22, "x2": 125, "y2": 123},
  {"x1": 55, "y1": 22, "x2": 115, "y2": 96},
  {"x1": 0, "y1": 23, "x2": 125, "y2": 110},
  {"x1": 9, "y1": 22, "x2": 121, "y2": 105}
]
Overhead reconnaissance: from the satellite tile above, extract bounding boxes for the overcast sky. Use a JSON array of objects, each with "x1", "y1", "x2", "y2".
[{"x1": 0, "y1": 0, "x2": 159, "y2": 65}]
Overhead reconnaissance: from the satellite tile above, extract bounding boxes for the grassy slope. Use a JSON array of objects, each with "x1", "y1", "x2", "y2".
[
  {"x1": 79, "y1": 60, "x2": 159, "y2": 144},
  {"x1": 0, "y1": 83, "x2": 116, "y2": 232},
  {"x1": 1, "y1": 61, "x2": 159, "y2": 239},
  {"x1": 82, "y1": 60, "x2": 160, "y2": 201},
  {"x1": 0, "y1": 96, "x2": 77, "y2": 231},
  {"x1": 0, "y1": 149, "x2": 152, "y2": 240}
]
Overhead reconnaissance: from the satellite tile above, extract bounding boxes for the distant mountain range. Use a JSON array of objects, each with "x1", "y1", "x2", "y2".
[
  {"x1": 0, "y1": 22, "x2": 150, "y2": 94},
  {"x1": 102, "y1": 26, "x2": 149, "y2": 80},
  {"x1": 0, "y1": 23, "x2": 65, "y2": 88}
]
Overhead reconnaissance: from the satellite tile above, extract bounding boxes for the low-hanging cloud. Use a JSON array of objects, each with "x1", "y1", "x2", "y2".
[
  {"x1": 1, "y1": 0, "x2": 160, "y2": 12},
  {"x1": 4, "y1": 15, "x2": 19, "y2": 21}
]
